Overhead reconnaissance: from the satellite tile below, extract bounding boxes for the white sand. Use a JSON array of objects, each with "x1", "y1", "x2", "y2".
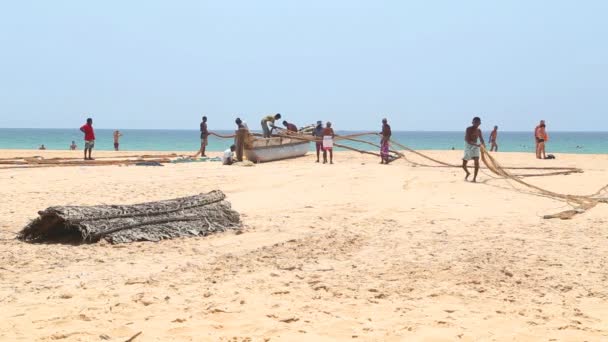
[{"x1": 0, "y1": 149, "x2": 607, "y2": 341}]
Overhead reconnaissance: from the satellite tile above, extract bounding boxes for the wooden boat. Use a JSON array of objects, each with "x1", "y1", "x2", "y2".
[{"x1": 244, "y1": 135, "x2": 309, "y2": 163}]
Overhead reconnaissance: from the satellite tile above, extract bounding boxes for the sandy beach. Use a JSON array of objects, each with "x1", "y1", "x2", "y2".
[{"x1": 0, "y1": 149, "x2": 607, "y2": 341}]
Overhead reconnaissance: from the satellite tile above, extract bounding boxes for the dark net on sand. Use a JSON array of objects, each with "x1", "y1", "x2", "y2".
[{"x1": 18, "y1": 190, "x2": 241, "y2": 244}]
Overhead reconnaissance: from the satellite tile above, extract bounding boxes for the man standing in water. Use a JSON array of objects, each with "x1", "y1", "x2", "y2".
[
  {"x1": 113, "y1": 130, "x2": 123, "y2": 151},
  {"x1": 80, "y1": 117, "x2": 95, "y2": 160},
  {"x1": 380, "y1": 118, "x2": 392, "y2": 164},
  {"x1": 462, "y1": 117, "x2": 485, "y2": 182},
  {"x1": 489, "y1": 125, "x2": 498, "y2": 152},
  {"x1": 193, "y1": 116, "x2": 209, "y2": 158}
]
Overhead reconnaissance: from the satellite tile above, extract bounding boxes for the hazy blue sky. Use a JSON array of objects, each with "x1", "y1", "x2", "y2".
[{"x1": 0, "y1": 0, "x2": 606, "y2": 131}]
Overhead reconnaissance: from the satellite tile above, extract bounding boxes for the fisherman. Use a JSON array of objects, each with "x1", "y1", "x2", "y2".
[
  {"x1": 282, "y1": 120, "x2": 298, "y2": 132},
  {"x1": 80, "y1": 117, "x2": 95, "y2": 160},
  {"x1": 193, "y1": 116, "x2": 209, "y2": 158},
  {"x1": 322, "y1": 121, "x2": 335, "y2": 164},
  {"x1": 70, "y1": 141, "x2": 77, "y2": 150},
  {"x1": 113, "y1": 130, "x2": 123, "y2": 151},
  {"x1": 312, "y1": 120, "x2": 324, "y2": 163},
  {"x1": 380, "y1": 118, "x2": 392, "y2": 164},
  {"x1": 261, "y1": 113, "x2": 281, "y2": 138},
  {"x1": 462, "y1": 117, "x2": 485, "y2": 182},
  {"x1": 536, "y1": 122, "x2": 549, "y2": 159},
  {"x1": 222, "y1": 145, "x2": 236, "y2": 165},
  {"x1": 489, "y1": 126, "x2": 498, "y2": 152},
  {"x1": 235, "y1": 117, "x2": 249, "y2": 130},
  {"x1": 534, "y1": 120, "x2": 545, "y2": 159},
  {"x1": 235, "y1": 117, "x2": 249, "y2": 162}
]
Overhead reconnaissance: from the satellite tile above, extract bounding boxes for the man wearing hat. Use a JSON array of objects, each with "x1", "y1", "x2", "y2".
[{"x1": 312, "y1": 120, "x2": 324, "y2": 163}]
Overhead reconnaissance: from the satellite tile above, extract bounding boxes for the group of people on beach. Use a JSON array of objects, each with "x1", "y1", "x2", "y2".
[
  {"x1": 68, "y1": 115, "x2": 549, "y2": 174},
  {"x1": 195, "y1": 114, "x2": 390, "y2": 165}
]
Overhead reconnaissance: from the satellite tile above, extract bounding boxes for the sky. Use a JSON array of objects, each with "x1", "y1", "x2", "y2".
[{"x1": 0, "y1": 0, "x2": 606, "y2": 131}]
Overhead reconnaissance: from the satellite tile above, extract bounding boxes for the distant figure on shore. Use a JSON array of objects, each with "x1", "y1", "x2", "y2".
[
  {"x1": 222, "y1": 145, "x2": 236, "y2": 165},
  {"x1": 261, "y1": 113, "x2": 281, "y2": 138},
  {"x1": 80, "y1": 118, "x2": 95, "y2": 160},
  {"x1": 113, "y1": 130, "x2": 123, "y2": 151},
  {"x1": 462, "y1": 117, "x2": 485, "y2": 182},
  {"x1": 380, "y1": 118, "x2": 392, "y2": 164},
  {"x1": 193, "y1": 116, "x2": 209, "y2": 158},
  {"x1": 38, "y1": 144, "x2": 46, "y2": 150},
  {"x1": 282, "y1": 120, "x2": 298, "y2": 132},
  {"x1": 534, "y1": 120, "x2": 545, "y2": 159},
  {"x1": 312, "y1": 121, "x2": 324, "y2": 163},
  {"x1": 69, "y1": 141, "x2": 77, "y2": 150},
  {"x1": 322, "y1": 122, "x2": 335, "y2": 164},
  {"x1": 536, "y1": 122, "x2": 549, "y2": 159},
  {"x1": 489, "y1": 126, "x2": 498, "y2": 152}
]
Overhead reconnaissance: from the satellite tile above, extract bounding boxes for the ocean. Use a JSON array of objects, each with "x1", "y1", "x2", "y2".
[{"x1": 0, "y1": 128, "x2": 606, "y2": 154}]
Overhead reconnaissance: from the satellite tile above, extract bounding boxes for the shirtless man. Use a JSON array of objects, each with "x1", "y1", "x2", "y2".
[
  {"x1": 322, "y1": 122, "x2": 335, "y2": 164},
  {"x1": 193, "y1": 116, "x2": 209, "y2": 158},
  {"x1": 462, "y1": 117, "x2": 485, "y2": 182},
  {"x1": 113, "y1": 130, "x2": 123, "y2": 151},
  {"x1": 534, "y1": 120, "x2": 545, "y2": 159},
  {"x1": 489, "y1": 126, "x2": 498, "y2": 152}
]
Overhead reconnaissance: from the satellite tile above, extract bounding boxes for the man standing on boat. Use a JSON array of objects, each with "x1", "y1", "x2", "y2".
[
  {"x1": 312, "y1": 121, "x2": 324, "y2": 163},
  {"x1": 380, "y1": 118, "x2": 392, "y2": 164},
  {"x1": 193, "y1": 116, "x2": 209, "y2": 158},
  {"x1": 261, "y1": 113, "x2": 281, "y2": 138}
]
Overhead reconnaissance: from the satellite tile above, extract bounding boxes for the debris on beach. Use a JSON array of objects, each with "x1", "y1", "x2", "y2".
[{"x1": 18, "y1": 190, "x2": 241, "y2": 244}]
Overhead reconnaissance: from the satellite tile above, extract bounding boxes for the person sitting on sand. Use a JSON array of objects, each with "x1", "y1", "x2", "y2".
[
  {"x1": 113, "y1": 130, "x2": 123, "y2": 151},
  {"x1": 322, "y1": 122, "x2": 335, "y2": 164},
  {"x1": 462, "y1": 117, "x2": 485, "y2": 182},
  {"x1": 222, "y1": 145, "x2": 236, "y2": 165},
  {"x1": 536, "y1": 123, "x2": 549, "y2": 159},
  {"x1": 193, "y1": 116, "x2": 209, "y2": 158},
  {"x1": 80, "y1": 117, "x2": 95, "y2": 160},
  {"x1": 282, "y1": 120, "x2": 298, "y2": 132},
  {"x1": 380, "y1": 118, "x2": 392, "y2": 164},
  {"x1": 261, "y1": 113, "x2": 281, "y2": 138},
  {"x1": 38, "y1": 144, "x2": 46, "y2": 150},
  {"x1": 70, "y1": 141, "x2": 77, "y2": 150},
  {"x1": 489, "y1": 126, "x2": 498, "y2": 152},
  {"x1": 312, "y1": 121, "x2": 324, "y2": 163}
]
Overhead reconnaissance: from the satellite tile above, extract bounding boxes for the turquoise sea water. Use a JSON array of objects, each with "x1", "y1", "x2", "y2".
[{"x1": 0, "y1": 128, "x2": 606, "y2": 154}]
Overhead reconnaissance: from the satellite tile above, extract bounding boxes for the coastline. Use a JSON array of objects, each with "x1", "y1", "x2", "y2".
[{"x1": 1, "y1": 149, "x2": 607, "y2": 340}]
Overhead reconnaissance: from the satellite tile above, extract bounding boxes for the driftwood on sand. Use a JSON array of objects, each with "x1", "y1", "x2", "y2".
[{"x1": 18, "y1": 190, "x2": 241, "y2": 244}]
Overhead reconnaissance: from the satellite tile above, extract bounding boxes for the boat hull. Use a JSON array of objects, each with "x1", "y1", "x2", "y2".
[{"x1": 244, "y1": 137, "x2": 309, "y2": 163}]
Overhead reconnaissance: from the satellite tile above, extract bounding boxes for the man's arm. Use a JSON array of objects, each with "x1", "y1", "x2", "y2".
[
  {"x1": 479, "y1": 129, "x2": 485, "y2": 146},
  {"x1": 80, "y1": 126, "x2": 85, "y2": 133}
]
